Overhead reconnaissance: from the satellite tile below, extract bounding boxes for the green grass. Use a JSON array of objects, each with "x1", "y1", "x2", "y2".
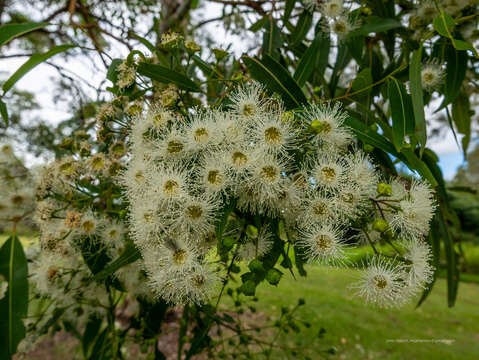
[{"x1": 252, "y1": 266, "x2": 479, "y2": 360}]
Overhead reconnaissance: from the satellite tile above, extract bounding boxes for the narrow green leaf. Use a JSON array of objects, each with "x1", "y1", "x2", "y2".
[
  {"x1": 399, "y1": 149, "x2": 438, "y2": 187},
  {"x1": 294, "y1": 36, "x2": 321, "y2": 86},
  {"x1": 93, "y1": 241, "x2": 141, "y2": 281},
  {"x1": 438, "y1": 46, "x2": 467, "y2": 109},
  {"x1": 388, "y1": 78, "x2": 415, "y2": 151},
  {"x1": 0, "y1": 100, "x2": 8, "y2": 126},
  {"x1": 409, "y1": 47, "x2": 427, "y2": 152},
  {"x1": 137, "y1": 62, "x2": 201, "y2": 92},
  {"x1": 0, "y1": 22, "x2": 49, "y2": 47},
  {"x1": 106, "y1": 59, "x2": 123, "y2": 83},
  {"x1": 242, "y1": 55, "x2": 307, "y2": 109},
  {"x1": 351, "y1": 67, "x2": 372, "y2": 98},
  {"x1": 343, "y1": 116, "x2": 399, "y2": 156},
  {"x1": 348, "y1": 17, "x2": 401, "y2": 37},
  {"x1": 82, "y1": 315, "x2": 102, "y2": 358},
  {"x1": 451, "y1": 93, "x2": 471, "y2": 157},
  {"x1": 215, "y1": 198, "x2": 236, "y2": 243},
  {"x1": 130, "y1": 32, "x2": 157, "y2": 53},
  {"x1": 262, "y1": 17, "x2": 282, "y2": 60},
  {"x1": 433, "y1": 11, "x2": 456, "y2": 38},
  {"x1": 2, "y1": 44, "x2": 76, "y2": 94},
  {"x1": 0, "y1": 235, "x2": 28, "y2": 359},
  {"x1": 291, "y1": 10, "x2": 313, "y2": 44},
  {"x1": 192, "y1": 55, "x2": 219, "y2": 79},
  {"x1": 249, "y1": 16, "x2": 268, "y2": 32},
  {"x1": 283, "y1": 0, "x2": 296, "y2": 24}
]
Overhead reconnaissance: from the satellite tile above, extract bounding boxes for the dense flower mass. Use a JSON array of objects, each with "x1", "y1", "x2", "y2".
[{"x1": 119, "y1": 82, "x2": 436, "y2": 307}]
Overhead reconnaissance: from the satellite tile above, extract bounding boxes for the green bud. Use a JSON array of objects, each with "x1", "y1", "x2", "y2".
[
  {"x1": 212, "y1": 48, "x2": 228, "y2": 61},
  {"x1": 248, "y1": 259, "x2": 264, "y2": 273},
  {"x1": 372, "y1": 218, "x2": 389, "y2": 233},
  {"x1": 377, "y1": 183, "x2": 392, "y2": 196},
  {"x1": 266, "y1": 268, "x2": 282, "y2": 285},
  {"x1": 240, "y1": 280, "x2": 256, "y2": 296},
  {"x1": 222, "y1": 236, "x2": 235, "y2": 250},
  {"x1": 245, "y1": 224, "x2": 258, "y2": 238}
]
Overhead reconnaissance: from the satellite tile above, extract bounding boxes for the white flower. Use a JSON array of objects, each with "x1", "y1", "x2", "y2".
[
  {"x1": 252, "y1": 115, "x2": 295, "y2": 154},
  {"x1": 401, "y1": 239, "x2": 434, "y2": 291},
  {"x1": 177, "y1": 264, "x2": 221, "y2": 304},
  {"x1": 77, "y1": 210, "x2": 102, "y2": 237},
  {"x1": 311, "y1": 153, "x2": 348, "y2": 190},
  {"x1": 345, "y1": 151, "x2": 378, "y2": 197},
  {"x1": 390, "y1": 180, "x2": 435, "y2": 239},
  {"x1": 229, "y1": 82, "x2": 279, "y2": 121},
  {"x1": 417, "y1": 0, "x2": 437, "y2": 19},
  {"x1": 421, "y1": 60, "x2": 444, "y2": 92},
  {"x1": 198, "y1": 155, "x2": 231, "y2": 196},
  {"x1": 172, "y1": 195, "x2": 219, "y2": 236},
  {"x1": 184, "y1": 110, "x2": 221, "y2": 152},
  {"x1": 149, "y1": 165, "x2": 188, "y2": 204},
  {"x1": 299, "y1": 191, "x2": 338, "y2": 225},
  {"x1": 321, "y1": 0, "x2": 345, "y2": 18},
  {"x1": 301, "y1": 103, "x2": 352, "y2": 150},
  {"x1": 353, "y1": 256, "x2": 407, "y2": 308},
  {"x1": 145, "y1": 104, "x2": 175, "y2": 131},
  {"x1": 298, "y1": 223, "x2": 347, "y2": 265},
  {"x1": 102, "y1": 221, "x2": 125, "y2": 248},
  {"x1": 330, "y1": 14, "x2": 357, "y2": 39},
  {"x1": 154, "y1": 127, "x2": 188, "y2": 163},
  {"x1": 121, "y1": 157, "x2": 151, "y2": 198}
]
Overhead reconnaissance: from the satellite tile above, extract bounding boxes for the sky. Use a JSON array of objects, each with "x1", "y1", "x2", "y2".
[{"x1": 0, "y1": 2, "x2": 468, "y2": 180}]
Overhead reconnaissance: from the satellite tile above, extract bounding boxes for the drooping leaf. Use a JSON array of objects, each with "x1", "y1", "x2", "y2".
[
  {"x1": 0, "y1": 22, "x2": 49, "y2": 47},
  {"x1": 388, "y1": 77, "x2": 415, "y2": 151},
  {"x1": 291, "y1": 10, "x2": 313, "y2": 44},
  {"x1": 2, "y1": 45, "x2": 76, "y2": 94},
  {"x1": 350, "y1": 67, "x2": 372, "y2": 98},
  {"x1": 262, "y1": 17, "x2": 282, "y2": 60},
  {"x1": 433, "y1": 11, "x2": 456, "y2": 38},
  {"x1": 0, "y1": 100, "x2": 8, "y2": 126},
  {"x1": 348, "y1": 17, "x2": 401, "y2": 37},
  {"x1": 93, "y1": 241, "x2": 141, "y2": 281},
  {"x1": 106, "y1": 58, "x2": 123, "y2": 83},
  {"x1": 344, "y1": 116, "x2": 398, "y2": 156},
  {"x1": 283, "y1": 0, "x2": 296, "y2": 24},
  {"x1": 438, "y1": 46, "x2": 467, "y2": 110},
  {"x1": 249, "y1": 16, "x2": 268, "y2": 32},
  {"x1": 0, "y1": 235, "x2": 28, "y2": 360},
  {"x1": 242, "y1": 55, "x2": 307, "y2": 109},
  {"x1": 82, "y1": 315, "x2": 103, "y2": 359},
  {"x1": 137, "y1": 62, "x2": 201, "y2": 92},
  {"x1": 451, "y1": 93, "x2": 471, "y2": 157},
  {"x1": 409, "y1": 46, "x2": 427, "y2": 152},
  {"x1": 294, "y1": 35, "x2": 321, "y2": 86}
]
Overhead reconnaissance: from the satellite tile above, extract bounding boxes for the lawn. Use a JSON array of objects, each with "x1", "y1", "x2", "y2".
[{"x1": 252, "y1": 265, "x2": 479, "y2": 360}]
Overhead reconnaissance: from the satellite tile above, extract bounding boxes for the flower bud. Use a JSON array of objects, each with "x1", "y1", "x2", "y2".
[
  {"x1": 372, "y1": 218, "x2": 389, "y2": 233},
  {"x1": 377, "y1": 183, "x2": 392, "y2": 196}
]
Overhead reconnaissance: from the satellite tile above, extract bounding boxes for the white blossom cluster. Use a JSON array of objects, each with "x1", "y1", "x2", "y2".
[
  {"x1": 122, "y1": 82, "x2": 436, "y2": 307},
  {"x1": 0, "y1": 144, "x2": 35, "y2": 228}
]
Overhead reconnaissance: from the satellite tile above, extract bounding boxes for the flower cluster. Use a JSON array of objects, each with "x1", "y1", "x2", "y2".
[{"x1": 122, "y1": 82, "x2": 436, "y2": 307}]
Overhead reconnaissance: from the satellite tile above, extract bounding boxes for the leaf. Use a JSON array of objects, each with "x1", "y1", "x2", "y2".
[
  {"x1": 283, "y1": 0, "x2": 296, "y2": 24},
  {"x1": 343, "y1": 116, "x2": 398, "y2": 156},
  {"x1": 294, "y1": 36, "x2": 321, "y2": 86},
  {"x1": 0, "y1": 22, "x2": 49, "y2": 47},
  {"x1": 438, "y1": 46, "x2": 467, "y2": 109},
  {"x1": 399, "y1": 149, "x2": 438, "y2": 187},
  {"x1": 215, "y1": 198, "x2": 236, "y2": 243},
  {"x1": 0, "y1": 100, "x2": 8, "y2": 126},
  {"x1": 262, "y1": 17, "x2": 282, "y2": 60},
  {"x1": 433, "y1": 11, "x2": 456, "y2": 38},
  {"x1": 2, "y1": 45, "x2": 76, "y2": 94},
  {"x1": 348, "y1": 18, "x2": 401, "y2": 37},
  {"x1": 242, "y1": 55, "x2": 307, "y2": 109},
  {"x1": 93, "y1": 241, "x2": 141, "y2": 281},
  {"x1": 350, "y1": 67, "x2": 372, "y2": 98},
  {"x1": 451, "y1": 93, "x2": 471, "y2": 157},
  {"x1": 0, "y1": 235, "x2": 28, "y2": 360},
  {"x1": 388, "y1": 77, "x2": 414, "y2": 151},
  {"x1": 249, "y1": 16, "x2": 268, "y2": 32},
  {"x1": 192, "y1": 55, "x2": 219, "y2": 79},
  {"x1": 409, "y1": 46, "x2": 427, "y2": 152},
  {"x1": 291, "y1": 10, "x2": 313, "y2": 44},
  {"x1": 130, "y1": 32, "x2": 157, "y2": 53},
  {"x1": 417, "y1": 220, "x2": 440, "y2": 307},
  {"x1": 137, "y1": 62, "x2": 201, "y2": 92},
  {"x1": 82, "y1": 315, "x2": 102, "y2": 358}
]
